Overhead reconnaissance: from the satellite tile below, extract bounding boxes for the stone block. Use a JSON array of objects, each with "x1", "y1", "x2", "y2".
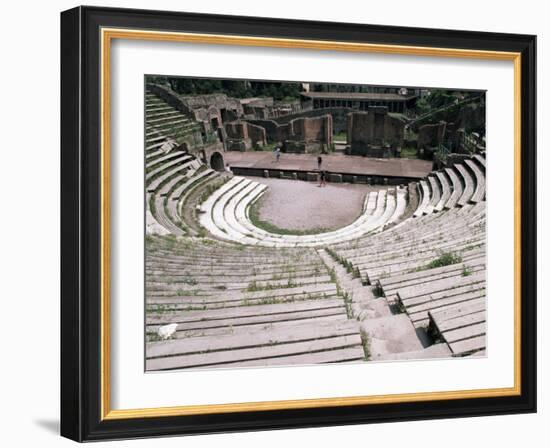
[
  {"x1": 306, "y1": 172, "x2": 319, "y2": 182},
  {"x1": 329, "y1": 173, "x2": 343, "y2": 183}
]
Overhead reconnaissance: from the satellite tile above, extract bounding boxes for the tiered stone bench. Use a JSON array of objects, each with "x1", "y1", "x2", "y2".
[
  {"x1": 145, "y1": 92, "x2": 202, "y2": 146},
  {"x1": 455, "y1": 163, "x2": 475, "y2": 206},
  {"x1": 144, "y1": 151, "x2": 487, "y2": 368},
  {"x1": 426, "y1": 174, "x2": 441, "y2": 214},
  {"x1": 444, "y1": 167, "x2": 463, "y2": 209},
  {"x1": 198, "y1": 176, "x2": 407, "y2": 247},
  {"x1": 434, "y1": 171, "x2": 451, "y2": 211},
  {"x1": 473, "y1": 154, "x2": 486, "y2": 170},
  {"x1": 464, "y1": 159, "x2": 486, "y2": 202},
  {"x1": 329, "y1": 189, "x2": 486, "y2": 352},
  {"x1": 413, "y1": 180, "x2": 431, "y2": 217},
  {"x1": 385, "y1": 186, "x2": 408, "y2": 227},
  {"x1": 145, "y1": 144, "x2": 221, "y2": 235},
  {"x1": 428, "y1": 299, "x2": 486, "y2": 356},
  {"x1": 145, "y1": 237, "x2": 365, "y2": 370},
  {"x1": 150, "y1": 163, "x2": 204, "y2": 235},
  {"x1": 333, "y1": 202, "x2": 486, "y2": 283},
  {"x1": 409, "y1": 156, "x2": 486, "y2": 216}
]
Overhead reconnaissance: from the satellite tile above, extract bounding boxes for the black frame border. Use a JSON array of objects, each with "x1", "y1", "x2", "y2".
[{"x1": 60, "y1": 6, "x2": 536, "y2": 442}]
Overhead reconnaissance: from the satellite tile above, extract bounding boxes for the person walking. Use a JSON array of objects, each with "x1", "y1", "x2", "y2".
[
  {"x1": 275, "y1": 145, "x2": 281, "y2": 163},
  {"x1": 319, "y1": 169, "x2": 327, "y2": 187},
  {"x1": 317, "y1": 155, "x2": 323, "y2": 171}
]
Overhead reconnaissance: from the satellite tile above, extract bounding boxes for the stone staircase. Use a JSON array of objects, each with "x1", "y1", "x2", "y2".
[{"x1": 145, "y1": 91, "x2": 203, "y2": 153}]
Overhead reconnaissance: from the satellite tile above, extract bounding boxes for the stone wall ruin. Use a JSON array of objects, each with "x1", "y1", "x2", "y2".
[
  {"x1": 346, "y1": 107, "x2": 405, "y2": 157},
  {"x1": 224, "y1": 121, "x2": 267, "y2": 151}
]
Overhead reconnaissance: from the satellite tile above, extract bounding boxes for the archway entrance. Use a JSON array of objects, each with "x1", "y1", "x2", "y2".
[{"x1": 210, "y1": 151, "x2": 225, "y2": 171}]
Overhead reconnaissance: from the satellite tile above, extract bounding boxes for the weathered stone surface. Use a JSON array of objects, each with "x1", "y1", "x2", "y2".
[
  {"x1": 306, "y1": 172, "x2": 319, "y2": 182},
  {"x1": 347, "y1": 107, "x2": 405, "y2": 157},
  {"x1": 224, "y1": 121, "x2": 267, "y2": 151},
  {"x1": 246, "y1": 115, "x2": 333, "y2": 154},
  {"x1": 418, "y1": 120, "x2": 446, "y2": 149}
]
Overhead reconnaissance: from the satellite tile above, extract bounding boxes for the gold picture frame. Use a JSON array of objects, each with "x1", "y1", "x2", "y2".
[{"x1": 61, "y1": 6, "x2": 536, "y2": 441}]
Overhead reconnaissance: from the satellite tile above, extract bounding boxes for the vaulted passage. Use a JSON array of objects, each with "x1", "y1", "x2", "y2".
[{"x1": 210, "y1": 151, "x2": 225, "y2": 171}]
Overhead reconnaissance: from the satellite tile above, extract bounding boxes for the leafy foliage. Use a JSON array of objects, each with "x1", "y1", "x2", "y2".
[{"x1": 146, "y1": 76, "x2": 304, "y2": 100}]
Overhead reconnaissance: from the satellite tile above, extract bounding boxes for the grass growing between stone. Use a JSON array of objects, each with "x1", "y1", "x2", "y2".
[
  {"x1": 419, "y1": 251, "x2": 463, "y2": 271},
  {"x1": 360, "y1": 328, "x2": 371, "y2": 361}
]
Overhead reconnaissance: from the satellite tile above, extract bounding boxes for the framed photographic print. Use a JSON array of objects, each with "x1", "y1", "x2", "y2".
[{"x1": 60, "y1": 6, "x2": 537, "y2": 442}]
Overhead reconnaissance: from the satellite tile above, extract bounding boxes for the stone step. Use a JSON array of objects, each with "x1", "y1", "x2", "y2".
[
  {"x1": 428, "y1": 297, "x2": 486, "y2": 356},
  {"x1": 464, "y1": 159, "x2": 486, "y2": 202},
  {"x1": 434, "y1": 171, "x2": 451, "y2": 211},
  {"x1": 147, "y1": 296, "x2": 347, "y2": 325},
  {"x1": 146, "y1": 264, "x2": 325, "y2": 279},
  {"x1": 147, "y1": 292, "x2": 341, "y2": 309},
  {"x1": 448, "y1": 334, "x2": 486, "y2": 356},
  {"x1": 146, "y1": 106, "x2": 174, "y2": 114},
  {"x1": 146, "y1": 119, "x2": 193, "y2": 136},
  {"x1": 147, "y1": 111, "x2": 183, "y2": 123},
  {"x1": 146, "y1": 154, "x2": 193, "y2": 183},
  {"x1": 146, "y1": 134, "x2": 168, "y2": 144},
  {"x1": 360, "y1": 314, "x2": 424, "y2": 360},
  {"x1": 385, "y1": 186, "x2": 407, "y2": 227},
  {"x1": 407, "y1": 290, "x2": 486, "y2": 328},
  {"x1": 429, "y1": 299, "x2": 486, "y2": 332},
  {"x1": 427, "y1": 175, "x2": 441, "y2": 211},
  {"x1": 397, "y1": 270, "x2": 486, "y2": 302},
  {"x1": 146, "y1": 107, "x2": 179, "y2": 117},
  {"x1": 147, "y1": 253, "x2": 321, "y2": 266},
  {"x1": 444, "y1": 167, "x2": 463, "y2": 209},
  {"x1": 364, "y1": 250, "x2": 485, "y2": 285},
  {"x1": 147, "y1": 305, "x2": 348, "y2": 336},
  {"x1": 472, "y1": 154, "x2": 486, "y2": 170},
  {"x1": 378, "y1": 255, "x2": 486, "y2": 294},
  {"x1": 147, "y1": 318, "x2": 359, "y2": 358},
  {"x1": 146, "y1": 141, "x2": 168, "y2": 152},
  {"x1": 413, "y1": 180, "x2": 431, "y2": 217},
  {"x1": 199, "y1": 177, "x2": 401, "y2": 247},
  {"x1": 146, "y1": 150, "x2": 187, "y2": 170},
  {"x1": 147, "y1": 164, "x2": 193, "y2": 194},
  {"x1": 146, "y1": 333, "x2": 363, "y2": 370},
  {"x1": 339, "y1": 201, "x2": 486, "y2": 251},
  {"x1": 350, "y1": 237, "x2": 486, "y2": 271},
  {"x1": 147, "y1": 274, "x2": 333, "y2": 292},
  {"x1": 223, "y1": 346, "x2": 365, "y2": 368},
  {"x1": 342, "y1": 214, "x2": 485, "y2": 256},
  {"x1": 455, "y1": 163, "x2": 475, "y2": 206},
  {"x1": 150, "y1": 194, "x2": 185, "y2": 236},
  {"x1": 376, "y1": 343, "x2": 452, "y2": 361}
]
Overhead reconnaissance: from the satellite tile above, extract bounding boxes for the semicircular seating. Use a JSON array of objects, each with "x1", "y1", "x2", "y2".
[
  {"x1": 145, "y1": 117, "x2": 488, "y2": 367},
  {"x1": 197, "y1": 177, "x2": 409, "y2": 247}
]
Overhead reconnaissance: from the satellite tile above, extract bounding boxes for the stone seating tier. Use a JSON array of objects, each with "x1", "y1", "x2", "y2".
[{"x1": 198, "y1": 176, "x2": 406, "y2": 247}]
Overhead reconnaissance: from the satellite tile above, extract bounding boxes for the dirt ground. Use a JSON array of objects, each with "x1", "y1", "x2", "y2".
[{"x1": 248, "y1": 177, "x2": 377, "y2": 232}]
